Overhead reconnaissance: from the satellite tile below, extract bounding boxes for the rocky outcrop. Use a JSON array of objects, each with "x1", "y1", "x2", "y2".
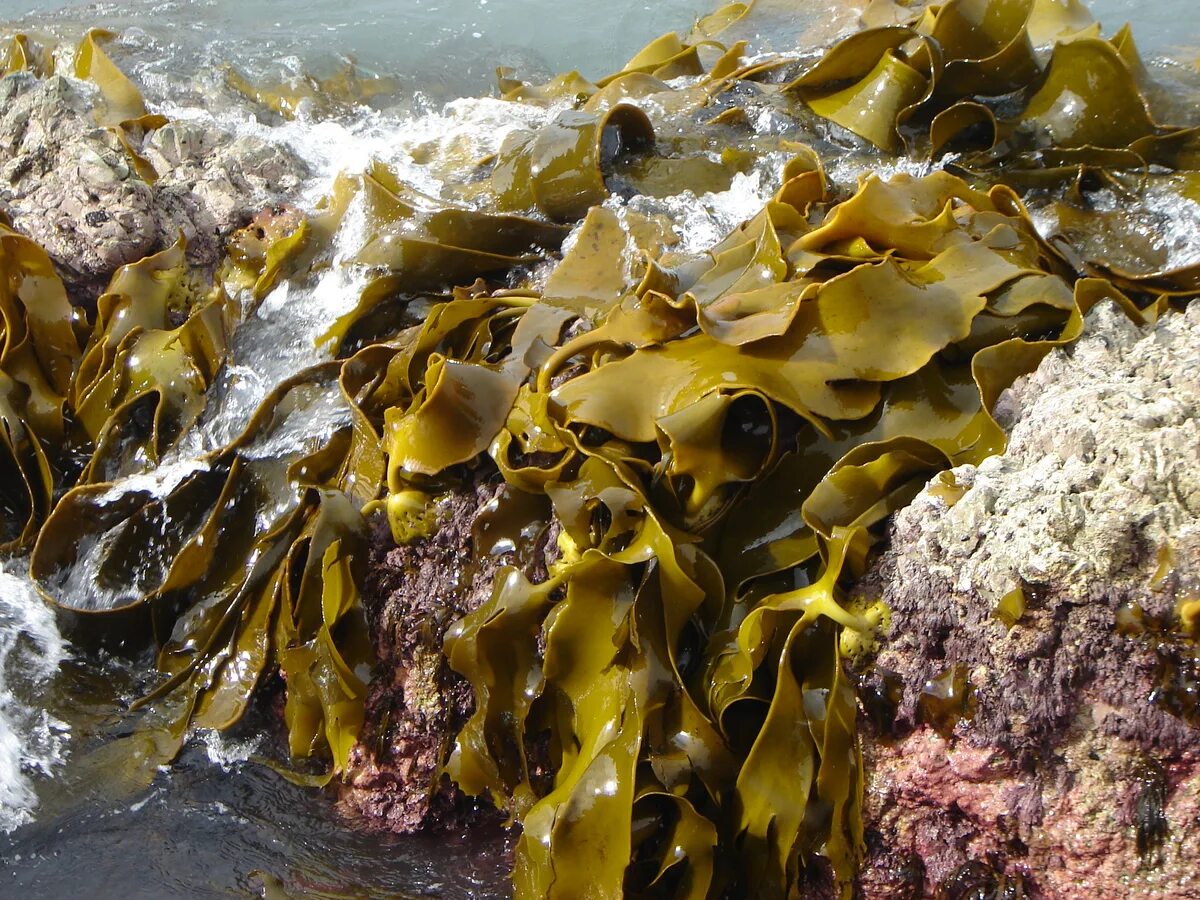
[
  {"x1": 852, "y1": 301, "x2": 1200, "y2": 898},
  {"x1": 0, "y1": 71, "x2": 306, "y2": 301},
  {"x1": 345, "y1": 302, "x2": 1200, "y2": 897},
  {"x1": 340, "y1": 465, "x2": 557, "y2": 833}
]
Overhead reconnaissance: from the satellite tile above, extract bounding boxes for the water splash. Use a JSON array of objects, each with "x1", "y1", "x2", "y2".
[{"x1": 0, "y1": 561, "x2": 68, "y2": 832}]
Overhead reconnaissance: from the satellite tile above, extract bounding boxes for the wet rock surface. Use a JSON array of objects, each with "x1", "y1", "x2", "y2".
[
  {"x1": 341, "y1": 465, "x2": 556, "y2": 833},
  {"x1": 852, "y1": 301, "x2": 1200, "y2": 898},
  {"x1": 0, "y1": 71, "x2": 306, "y2": 301}
]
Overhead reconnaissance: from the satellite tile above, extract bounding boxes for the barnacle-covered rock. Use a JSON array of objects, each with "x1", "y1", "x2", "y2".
[
  {"x1": 853, "y1": 301, "x2": 1200, "y2": 898},
  {"x1": 0, "y1": 48, "x2": 306, "y2": 299}
]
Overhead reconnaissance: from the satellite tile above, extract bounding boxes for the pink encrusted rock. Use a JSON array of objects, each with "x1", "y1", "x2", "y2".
[
  {"x1": 851, "y1": 301, "x2": 1200, "y2": 897},
  {"x1": 339, "y1": 464, "x2": 557, "y2": 834}
]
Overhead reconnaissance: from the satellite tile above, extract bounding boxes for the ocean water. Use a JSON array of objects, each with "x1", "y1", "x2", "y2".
[{"x1": 0, "y1": 0, "x2": 1196, "y2": 896}]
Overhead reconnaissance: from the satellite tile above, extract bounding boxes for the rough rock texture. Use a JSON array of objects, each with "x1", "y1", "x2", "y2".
[
  {"x1": 0, "y1": 71, "x2": 306, "y2": 300},
  {"x1": 340, "y1": 465, "x2": 557, "y2": 833},
  {"x1": 853, "y1": 301, "x2": 1200, "y2": 898}
]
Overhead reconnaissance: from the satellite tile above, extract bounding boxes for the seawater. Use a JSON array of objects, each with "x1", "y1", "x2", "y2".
[{"x1": 0, "y1": 0, "x2": 1196, "y2": 895}]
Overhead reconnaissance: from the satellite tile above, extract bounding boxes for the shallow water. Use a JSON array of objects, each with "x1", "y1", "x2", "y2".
[{"x1": 0, "y1": 0, "x2": 1197, "y2": 896}]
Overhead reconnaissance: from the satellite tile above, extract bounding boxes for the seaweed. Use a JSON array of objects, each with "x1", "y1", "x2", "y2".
[{"x1": 0, "y1": 2, "x2": 1197, "y2": 897}]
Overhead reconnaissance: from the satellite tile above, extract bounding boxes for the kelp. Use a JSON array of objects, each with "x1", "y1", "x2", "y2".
[
  {"x1": 2, "y1": 3, "x2": 1199, "y2": 899},
  {"x1": 224, "y1": 62, "x2": 401, "y2": 120}
]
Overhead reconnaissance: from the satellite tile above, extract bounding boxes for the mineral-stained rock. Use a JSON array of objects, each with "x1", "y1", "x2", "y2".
[
  {"x1": 340, "y1": 464, "x2": 557, "y2": 833},
  {"x1": 0, "y1": 71, "x2": 306, "y2": 300},
  {"x1": 852, "y1": 300, "x2": 1200, "y2": 898}
]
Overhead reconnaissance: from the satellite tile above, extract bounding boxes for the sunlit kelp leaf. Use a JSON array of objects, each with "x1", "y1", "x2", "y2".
[
  {"x1": 497, "y1": 67, "x2": 598, "y2": 105},
  {"x1": 74, "y1": 29, "x2": 150, "y2": 126},
  {"x1": 276, "y1": 491, "x2": 372, "y2": 774},
  {"x1": 919, "y1": 0, "x2": 1040, "y2": 101},
  {"x1": 2, "y1": 33, "x2": 53, "y2": 77},
  {"x1": 551, "y1": 252, "x2": 990, "y2": 440},
  {"x1": 510, "y1": 554, "x2": 642, "y2": 899},
  {"x1": 595, "y1": 31, "x2": 707, "y2": 87},
  {"x1": 0, "y1": 223, "x2": 82, "y2": 440},
  {"x1": 690, "y1": 2, "x2": 752, "y2": 39},
  {"x1": 0, "y1": 372, "x2": 54, "y2": 552},
  {"x1": 493, "y1": 104, "x2": 655, "y2": 222},
  {"x1": 806, "y1": 50, "x2": 929, "y2": 152},
  {"x1": 224, "y1": 61, "x2": 399, "y2": 120},
  {"x1": 384, "y1": 292, "x2": 570, "y2": 490},
  {"x1": 72, "y1": 240, "x2": 230, "y2": 477},
  {"x1": 656, "y1": 389, "x2": 777, "y2": 512},
  {"x1": 1025, "y1": 0, "x2": 1096, "y2": 46},
  {"x1": 1017, "y1": 38, "x2": 1158, "y2": 149}
]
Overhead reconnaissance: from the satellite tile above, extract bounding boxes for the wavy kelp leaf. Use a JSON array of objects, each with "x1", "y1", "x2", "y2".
[
  {"x1": 787, "y1": 26, "x2": 915, "y2": 90},
  {"x1": 224, "y1": 205, "x2": 311, "y2": 299},
  {"x1": 921, "y1": 0, "x2": 1039, "y2": 101},
  {"x1": 74, "y1": 29, "x2": 150, "y2": 126},
  {"x1": 690, "y1": 2, "x2": 751, "y2": 39},
  {"x1": 552, "y1": 252, "x2": 991, "y2": 440},
  {"x1": 724, "y1": 535, "x2": 871, "y2": 896},
  {"x1": 73, "y1": 240, "x2": 229, "y2": 476},
  {"x1": 224, "y1": 62, "x2": 399, "y2": 119},
  {"x1": 494, "y1": 105, "x2": 655, "y2": 222},
  {"x1": 276, "y1": 492, "x2": 372, "y2": 773},
  {"x1": 596, "y1": 31, "x2": 707, "y2": 87},
  {"x1": 0, "y1": 373, "x2": 54, "y2": 551},
  {"x1": 2, "y1": 33, "x2": 53, "y2": 77},
  {"x1": 802, "y1": 437, "x2": 950, "y2": 539},
  {"x1": 511, "y1": 554, "x2": 642, "y2": 899},
  {"x1": 0, "y1": 224, "x2": 81, "y2": 440},
  {"x1": 1025, "y1": 0, "x2": 1096, "y2": 46},
  {"x1": 1018, "y1": 38, "x2": 1159, "y2": 149},
  {"x1": 498, "y1": 68, "x2": 598, "y2": 105},
  {"x1": 806, "y1": 50, "x2": 929, "y2": 152}
]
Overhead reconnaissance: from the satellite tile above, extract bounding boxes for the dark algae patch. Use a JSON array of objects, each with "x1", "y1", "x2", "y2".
[{"x1": 1, "y1": 2, "x2": 1199, "y2": 897}]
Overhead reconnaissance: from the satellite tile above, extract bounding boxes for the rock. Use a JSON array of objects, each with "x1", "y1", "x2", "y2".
[
  {"x1": 339, "y1": 464, "x2": 557, "y2": 833},
  {"x1": 852, "y1": 301, "x2": 1200, "y2": 898},
  {"x1": 0, "y1": 71, "x2": 307, "y2": 301}
]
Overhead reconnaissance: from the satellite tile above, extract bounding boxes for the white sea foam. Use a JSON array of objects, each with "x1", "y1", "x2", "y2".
[
  {"x1": 625, "y1": 159, "x2": 788, "y2": 256},
  {"x1": 199, "y1": 728, "x2": 263, "y2": 770},
  {"x1": 0, "y1": 562, "x2": 68, "y2": 833}
]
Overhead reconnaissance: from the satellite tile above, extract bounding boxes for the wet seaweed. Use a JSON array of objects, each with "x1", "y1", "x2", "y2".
[{"x1": 0, "y1": 3, "x2": 1197, "y2": 897}]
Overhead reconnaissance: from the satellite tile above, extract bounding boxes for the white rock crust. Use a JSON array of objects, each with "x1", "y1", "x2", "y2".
[{"x1": 909, "y1": 299, "x2": 1200, "y2": 607}]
